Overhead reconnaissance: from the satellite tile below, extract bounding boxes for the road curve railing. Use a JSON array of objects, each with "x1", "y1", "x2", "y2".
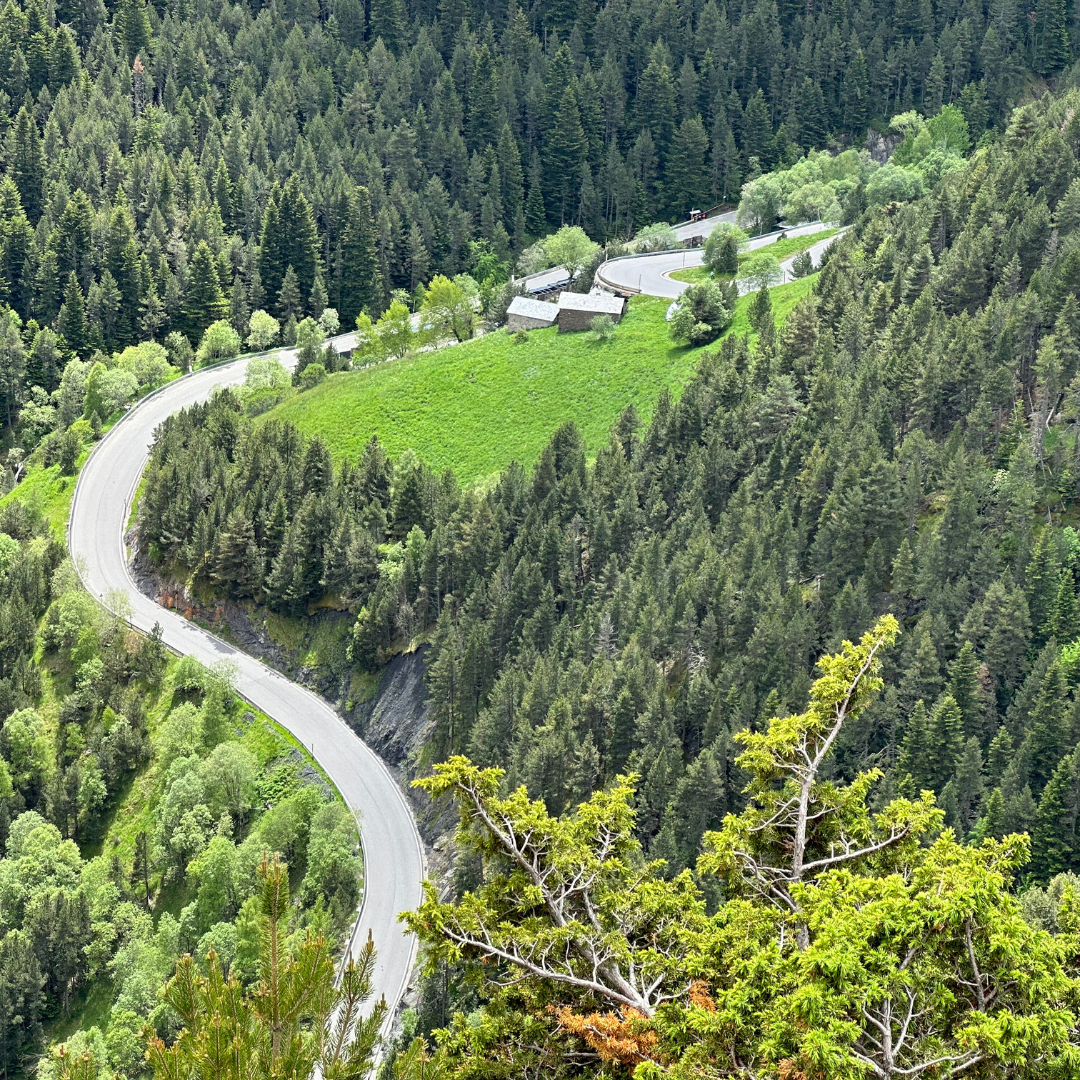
[{"x1": 595, "y1": 223, "x2": 847, "y2": 300}]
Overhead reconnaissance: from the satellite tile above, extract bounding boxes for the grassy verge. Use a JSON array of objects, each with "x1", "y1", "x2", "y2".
[
  {"x1": 0, "y1": 445, "x2": 92, "y2": 537},
  {"x1": 669, "y1": 227, "x2": 839, "y2": 284},
  {"x1": 264, "y1": 278, "x2": 816, "y2": 485}
]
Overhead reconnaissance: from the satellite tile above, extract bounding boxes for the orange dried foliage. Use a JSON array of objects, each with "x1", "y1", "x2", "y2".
[
  {"x1": 553, "y1": 1005, "x2": 659, "y2": 1069},
  {"x1": 689, "y1": 980, "x2": 715, "y2": 1012}
]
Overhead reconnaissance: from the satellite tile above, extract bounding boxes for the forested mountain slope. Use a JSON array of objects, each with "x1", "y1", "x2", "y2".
[
  {"x1": 0, "y1": 489, "x2": 362, "y2": 1076},
  {"x1": 141, "y1": 80, "x2": 1080, "y2": 894},
  {"x1": 0, "y1": 0, "x2": 1071, "y2": 432}
]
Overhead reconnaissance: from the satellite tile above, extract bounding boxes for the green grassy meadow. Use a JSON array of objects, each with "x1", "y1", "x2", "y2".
[{"x1": 265, "y1": 277, "x2": 816, "y2": 485}]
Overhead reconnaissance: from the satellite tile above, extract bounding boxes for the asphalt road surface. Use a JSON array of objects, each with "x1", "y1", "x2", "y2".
[
  {"x1": 597, "y1": 223, "x2": 844, "y2": 299},
  {"x1": 67, "y1": 340, "x2": 425, "y2": 1036}
]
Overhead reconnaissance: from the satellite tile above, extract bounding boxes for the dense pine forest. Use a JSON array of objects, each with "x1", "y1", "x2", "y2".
[
  {"x1": 119, "y1": 73, "x2": 1080, "y2": 1075},
  {"x1": 5, "y1": 0, "x2": 1080, "y2": 1072},
  {"x1": 0, "y1": 0, "x2": 1074, "y2": 391}
]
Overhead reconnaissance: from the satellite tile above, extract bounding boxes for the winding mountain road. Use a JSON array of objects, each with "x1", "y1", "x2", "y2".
[
  {"x1": 67, "y1": 343, "x2": 425, "y2": 1035},
  {"x1": 596, "y1": 221, "x2": 844, "y2": 299},
  {"x1": 63, "y1": 214, "x2": 842, "y2": 1039}
]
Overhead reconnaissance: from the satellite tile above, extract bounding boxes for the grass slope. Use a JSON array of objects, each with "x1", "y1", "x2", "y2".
[
  {"x1": 265, "y1": 278, "x2": 815, "y2": 485},
  {"x1": 0, "y1": 446, "x2": 91, "y2": 537}
]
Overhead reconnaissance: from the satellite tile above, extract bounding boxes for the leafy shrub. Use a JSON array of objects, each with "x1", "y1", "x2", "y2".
[
  {"x1": 590, "y1": 314, "x2": 617, "y2": 342},
  {"x1": 703, "y1": 224, "x2": 746, "y2": 275},
  {"x1": 246, "y1": 310, "x2": 280, "y2": 351},
  {"x1": 196, "y1": 321, "x2": 242, "y2": 365}
]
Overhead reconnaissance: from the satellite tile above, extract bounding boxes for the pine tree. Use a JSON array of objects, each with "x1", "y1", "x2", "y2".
[
  {"x1": 147, "y1": 855, "x2": 384, "y2": 1080},
  {"x1": 711, "y1": 110, "x2": 743, "y2": 202},
  {"x1": 339, "y1": 186, "x2": 381, "y2": 324},
  {"x1": 1033, "y1": 0, "x2": 1070, "y2": 74},
  {"x1": 116, "y1": 0, "x2": 152, "y2": 62},
  {"x1": 898, "y1": 700, "x2": 934, "y2": 792},
  {"x1": 336, "y1": 0, "x2": 365, "y2": 46},
  {"x1": 741, "y1": 90, "x2": 775, "y2": 170},
  {"x1": 525, "y1": 158, "x2": 547, "y2": 236},
  {"x1": 229, "y1": 273, "x2": 250, "y2": 335},
  {"x1": 666, "y1": 116, "x2": 710, "y2": 217},
  {"x1": 467, "y1": 43, "x2": 499, "y2": 153},
  {"x1": 1025, "y1": 662, "x2": 1071, "y2": 791},
  {"x1": 310, "y1": 274, "x2": 328, "y2": 319},
  {"x1": 898, "y1": 626, "x2": 943, "y2": 714},
  {"x1": 1027, "y1": 529, "x2": 1062, "y2": 646},
  {"x1": 105, "y1": 197, "x2": 141, "y2": 348},
  {"x1": 987, "y1": 726, "x2": 1014, "y2": 783},
  {"x1": 1032, "y1": 749, "x2": 1080, "y2": 879},
  {"x1": 0, "y1": 178, "x2": 34, "y2": 316},
  {"x1": 841, "y1": 48, "x2": 870, "y2": 133},
  {"x1": 969, "y1": 785, "x2": 1005, "y2": 842},
  {"x1": 928, "y1": 695, "x2": 965, "y2": 791},
  {"x1": 948, "y1": 640, "x2": 983, "y2": 740},
  {"x1": 1049, "y1": 570, "x2": 1080, "y2": 644},
  {"x1": 50, "y1": 189, "x2": 94, "y2": 287},
  {"x1": 213, "y1": 508, "x2": 260, "y2": 598},
  {"x1": 369, "y1": 0, "x2": 407, "y2": 51},
  {"x1": 278, "y1": 266, "x2": 302, "y2": 322},
  {"x1": 48, "y1": 26, "x2": 79, "y2": 87},
  {"x1": 748, "y1": 284, "x2": 773, "y2": 337},
  {"x1": 6, "y1": 107, "x2": 44, "y2": 222},
  {"x1": 181, "y1": 242, "x2": 227, "y2": 342},
  {"x1": 0, "y1": 318, "x2": 25, "y2": 431},
  {"x1": 1055, "y1": 178, "x2": 1080, "y2": 234},
  {"x1": 257, "y1": 189, "x2": 284, "y2": 310},
  {"x1": 923, "y1": 53, "x2": 946, "y2": 115},
  {"x1": 497, "y1": 124, "x2": 524, "y2": 232},
  {"x1": 56, "y1": 272, "x2": 88, "y2": 356},
  {"x1": 795, "y1": 77, "x2": 828, "y2": 148},
  {"x1": 545, "y1": 85, "x2": 587, "y2": 224},
  {"x1": 277, "y1": 177, "x2": 319, "y2": 313},
  {"x1": 952, "y1": 736, "x2": 985, "y2": 832},
  {"x1": 636, "y1": 49, "x2": 677, "y2": 163},
  {"x1": 213, "y1": 158, "x2": 233, "y2": 231}
]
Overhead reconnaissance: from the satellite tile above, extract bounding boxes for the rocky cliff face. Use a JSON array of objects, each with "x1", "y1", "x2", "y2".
[
  {"x1": 346, "y1": 646, "x2": 455, "y2": 843},
  {"x1": 350, "y1": 647, "x2": 432, "y2": 767}
]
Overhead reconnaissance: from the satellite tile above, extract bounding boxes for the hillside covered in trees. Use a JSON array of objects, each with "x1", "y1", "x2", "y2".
[
  {"x1": 142, "y1": 79, "x2": 1080, "y2": 884},
  {"x1": 0, "y1": 492, "x2": 362, "y2": 1077},
  {"x1": 126, "y1": 73, "x2": 1080, "y2": 1071},
  {"x1": 0, "y1": 0, "x2": 1074, "y2": 424},
  {"x1": 10, "y1": 0, "x2": 1080, "y2": 1071}
]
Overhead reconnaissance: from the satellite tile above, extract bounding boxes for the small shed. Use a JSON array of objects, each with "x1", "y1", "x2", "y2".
[
  {"x1": 555, "y1": 291, "x2": 626, "y2": 333},
  {"x1": 507, "y1": 295, "x2": 559, "y2": 331}
]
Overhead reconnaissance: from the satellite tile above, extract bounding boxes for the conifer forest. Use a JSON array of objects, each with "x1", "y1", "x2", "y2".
[{"x1": 5, "y1": 0, "x2": 1080, "y2": 1073}]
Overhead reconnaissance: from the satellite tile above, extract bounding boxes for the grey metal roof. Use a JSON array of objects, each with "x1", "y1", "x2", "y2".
[
  {"x1": 556, "y1": 291, "x2": 625, "y2": 314},
  {"x1": 507, "y1": 295, "x2": 559, "y2": 321}
]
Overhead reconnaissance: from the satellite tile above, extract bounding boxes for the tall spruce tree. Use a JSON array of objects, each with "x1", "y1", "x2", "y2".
[
  {"x1": 339, "y1": 186, "x2": 381, "y2": 324},
  {"x1": 6, "y1": 106, "x2": 44, "y2": 222},
  {"x1": 1033, "y1": 0, "x2": 1070, "y2": 73},
  {"x1": 180, "y1": 242, "x2": 227, "y2": 343}
]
